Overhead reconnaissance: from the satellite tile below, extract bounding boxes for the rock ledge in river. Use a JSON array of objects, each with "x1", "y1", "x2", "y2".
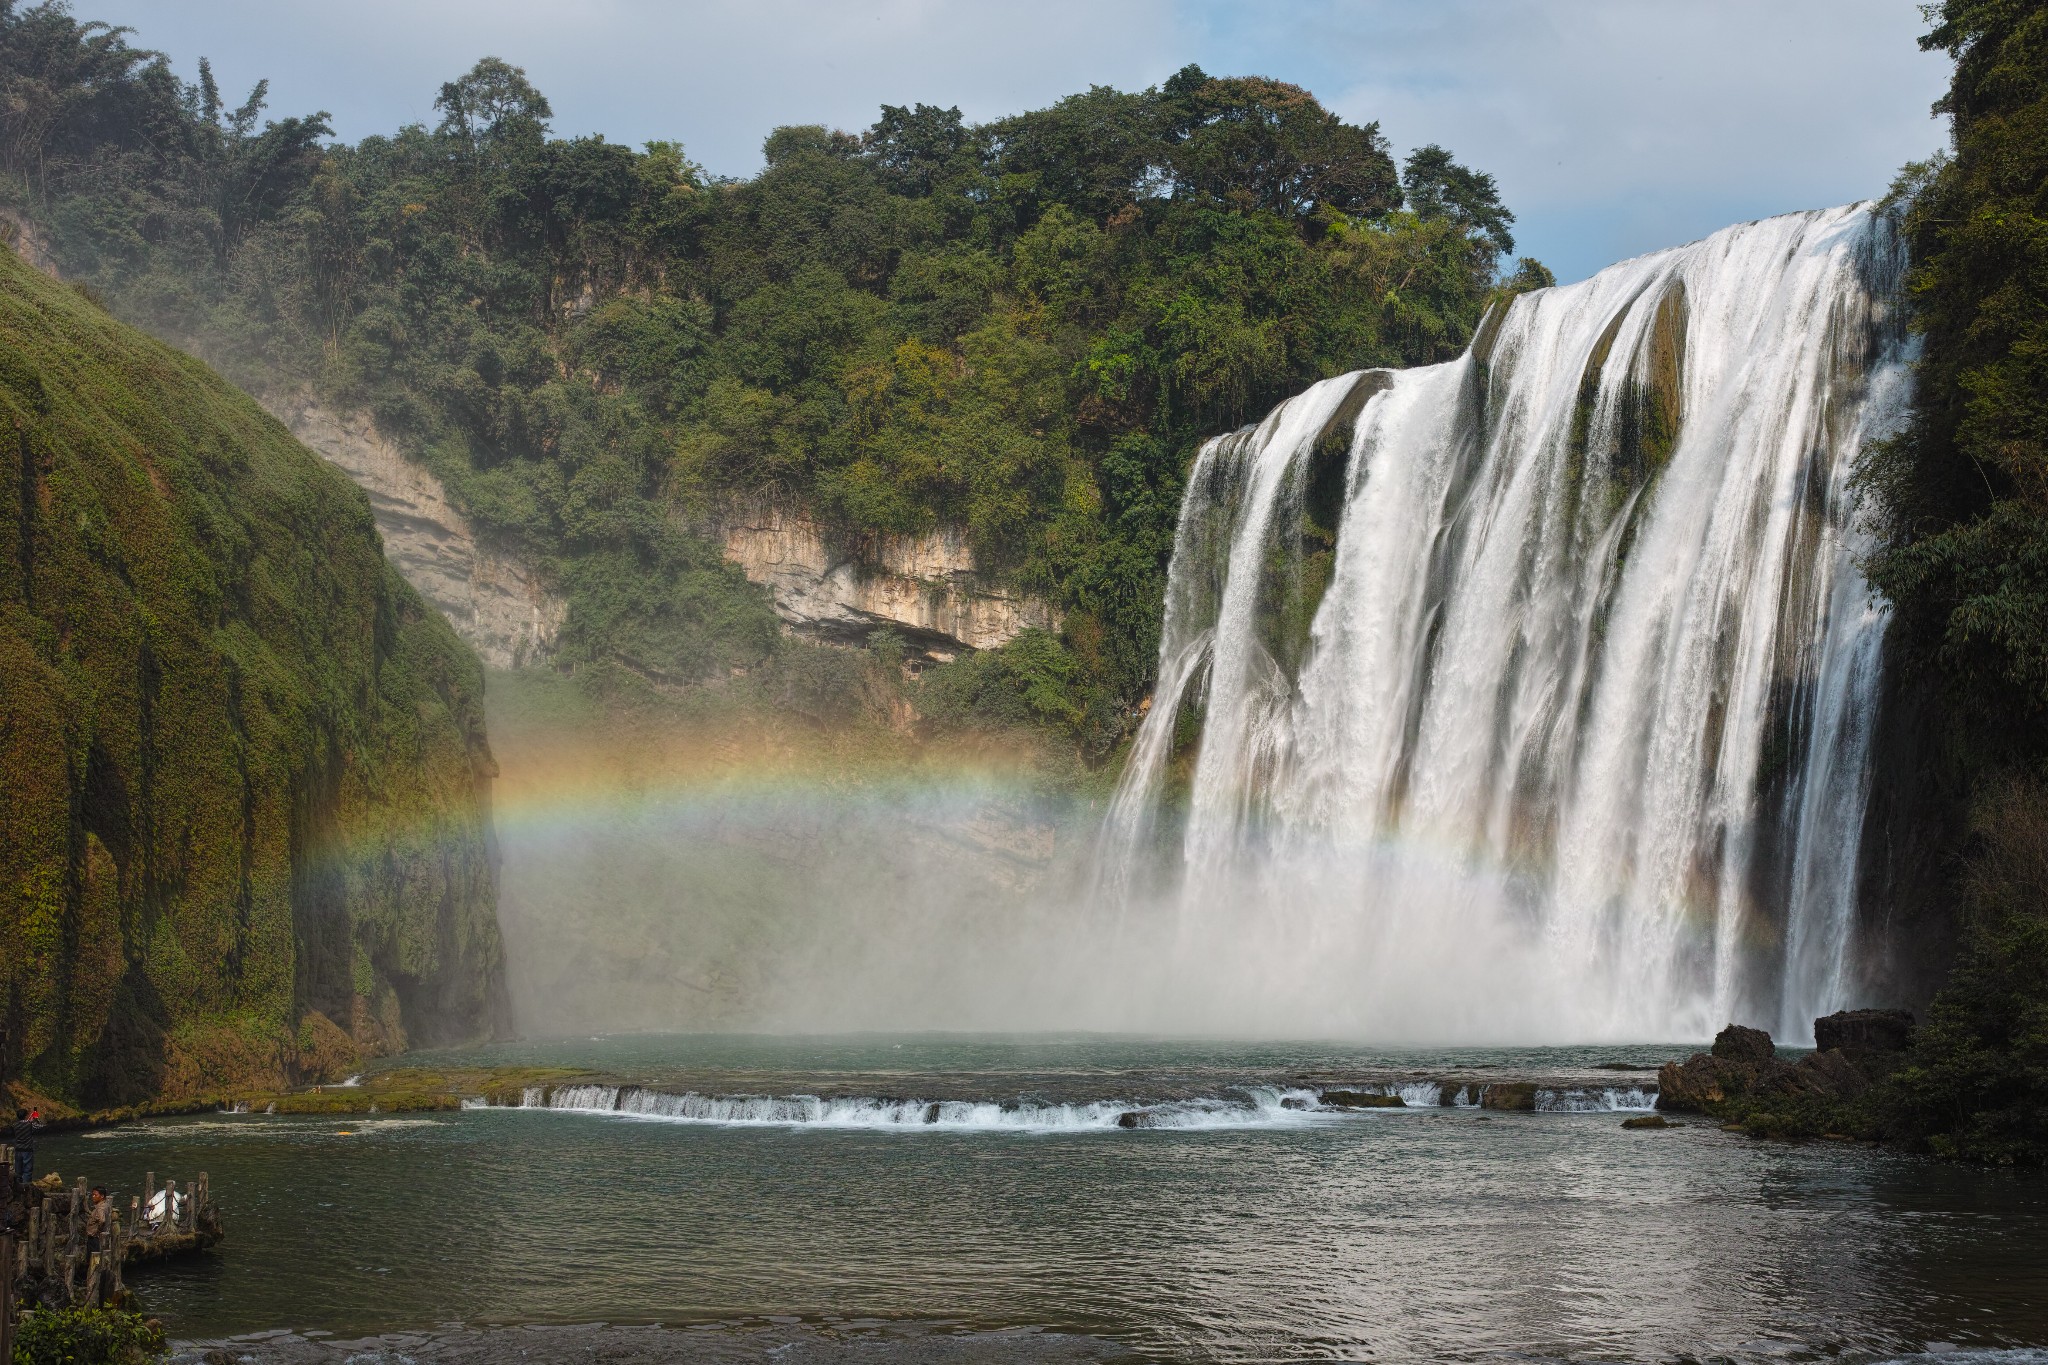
[{"x1": 1657, "y1": 1013, "x2": 1917, "y2": 1114}]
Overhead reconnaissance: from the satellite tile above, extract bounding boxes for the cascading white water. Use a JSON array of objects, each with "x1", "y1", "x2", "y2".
[{"x1": 1101, "y1": 205, "x2": 1910, "y2": 1044}]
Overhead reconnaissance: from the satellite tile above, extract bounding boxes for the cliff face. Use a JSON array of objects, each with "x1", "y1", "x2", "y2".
[
  {"x1": 716, "y1": 503, "x2": 1059, "y2": 659},
  {"x1": 0, "y1": 250, "x2": 507, "y2": 1110},
  {"x1": 264, "y1": 394, "x2": 567, "y2": 671}
]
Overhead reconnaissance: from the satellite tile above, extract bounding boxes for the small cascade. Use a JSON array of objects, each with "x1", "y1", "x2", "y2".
[
  {"x1": 472, "y1": 1081, "x2": 1658, "y2": 1125},
  {"x1": 1098, "y1": 205, "x2": 1911, "y2": 1043},
  {"x1": 480, "y1": 1084, "x2": 1333, "y2": 1130}
]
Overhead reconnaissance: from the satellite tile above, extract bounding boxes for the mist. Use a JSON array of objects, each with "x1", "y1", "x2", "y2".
[{"x1": 483, "y1": 673, "x2": 1641, "y2": 1046}]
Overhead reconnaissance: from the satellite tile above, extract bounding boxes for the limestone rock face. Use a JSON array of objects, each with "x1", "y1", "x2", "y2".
[
  {"x1": 264, "y1": 395, "x2": 567, "y2": 669},
  {"x1": 714, "y1": 502, "x2": 1058, "y2": 657},
  {"x1": 1656, "y1": 1014, "x2": 1917, "y2": 1113},
  {"x1": 1813, "y1": 1008, "x2": 1916, "y2": 1056}
]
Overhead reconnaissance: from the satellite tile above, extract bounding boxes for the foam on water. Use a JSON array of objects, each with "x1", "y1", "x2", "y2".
[{"x1": 474, "y1": 1080, "x2": 1657, "y2": 1128}]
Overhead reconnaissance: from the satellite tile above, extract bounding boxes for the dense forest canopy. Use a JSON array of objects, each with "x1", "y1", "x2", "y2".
[
  {"x1": 0, "y1": 0, "x2": 1544, "y2": 754},
  {"x1": 1856, "y1": 0, "x2": 2048, "y2": 1164}
]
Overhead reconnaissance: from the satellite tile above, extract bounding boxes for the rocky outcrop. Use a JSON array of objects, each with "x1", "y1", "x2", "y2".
[
  {"x1": 0, "y1": 209, "x2": 57, "y2": 276},
  {"x1": 263, "y1": 394, "x2": 566, "y2": 669},
  {"x1": 1814, "y1": 1008, "x2": 1916, "y2": 1055},
  {"x1": 1657, "y1": 1013, "x2": 1916, "y2": 1113},
  {"x1": 714, "y1": 502, "x2": 1058, "y2": 658},
  {"x1": 1479, "y1": 1082, "x2": 1538, "y2": 1111}
]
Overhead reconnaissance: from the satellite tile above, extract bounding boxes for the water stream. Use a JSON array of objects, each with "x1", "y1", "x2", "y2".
[{"x1": 1098, "y1": 205, "x2": 1910, "y2": 1043}]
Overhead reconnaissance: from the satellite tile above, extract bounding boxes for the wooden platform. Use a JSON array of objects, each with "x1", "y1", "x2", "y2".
[{"x1": 2, "y1": 1147, "x2": 221, "y2": 1313}]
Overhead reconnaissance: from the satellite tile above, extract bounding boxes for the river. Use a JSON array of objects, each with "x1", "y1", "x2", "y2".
[{"x1": 34, "y1": 1035, "x2": 2048, "y2": 1362}]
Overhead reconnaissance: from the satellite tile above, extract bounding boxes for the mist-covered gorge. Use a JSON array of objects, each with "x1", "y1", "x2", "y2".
[{"x1": 1099, "y1": 205, "x2": 1912, "y2": 1044}]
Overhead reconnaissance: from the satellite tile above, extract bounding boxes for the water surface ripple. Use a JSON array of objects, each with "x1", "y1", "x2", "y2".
[{"x1": 45, "y1": 1037, "x2": 2048, "y2": 1363}]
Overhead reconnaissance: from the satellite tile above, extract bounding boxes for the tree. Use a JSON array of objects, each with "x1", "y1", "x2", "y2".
[
  {"x1": 434, "y1": 56, "x2": 551, "y2": 165},
  {"x1": 863, "y1": 102, "x2": 974, "y2": 196},
  {"x1": 1858, "y1": 0, "x2": 2048, "y2": 1165},
  {"x1": 1402, "y1": 144, "x2": 1516, "y2": 257},
  {"x1": 1161, "y1": 65, "x2": 1400, "y2": 221}
]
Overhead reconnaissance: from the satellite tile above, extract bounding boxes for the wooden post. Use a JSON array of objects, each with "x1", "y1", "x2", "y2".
[{"x1": 1, "y1": 1230, "x2": 16, "y2": 1365}]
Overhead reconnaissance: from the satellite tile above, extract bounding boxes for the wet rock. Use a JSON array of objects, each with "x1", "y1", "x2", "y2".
[
  {"x1": 1781, "y1": 1011, "x2": 1914, "y2": 1103},
  {"x1": 1658, "y1": 1025, "x2": 1801, "y2": 1112},
  {"x1": 1279, "y1": 1097, "x2": 1311, "y2": 1111},
  {"x1": 1660, "y1": 1013, "x2": 1913, "y2": 1117},
  {"x1": 1711, "y1": 1024, "x2": 1778, "y2": 1067},
  {"x1": 1621, "y1": 1114, "x2": 1672, "y2": 1129},
  {"x1": 1813, "y1": 1008, "x2": 1915, "y2": 1056},
  {"x1": 1480, "y1": 1083, "x2": 1537, "y2": 1111},
  {"x1": 1792, "y1": 1046, "x2": 1873, "y2": 1100},
  {"x1": 1115, "y1": 1110, "x2": 1148, "y2": 1129},
  {"x1": 1321, "y1": 1090, "x2": 1405, "y2": 1109},
  {"x1": 1657, "y1": 1054, "x2": 1732, "y2": 1111}
]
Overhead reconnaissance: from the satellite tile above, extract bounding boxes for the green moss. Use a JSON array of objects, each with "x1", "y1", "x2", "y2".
[
  {"x1": 0, "y1": 247, "x2": 504, "y2": 1109},
  {"x1": 1563, "y1": 281, "x2": 1686, "y2": 538}
]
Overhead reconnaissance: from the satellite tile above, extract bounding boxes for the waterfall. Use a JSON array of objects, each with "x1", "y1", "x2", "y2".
[{"x1": 1099, "y1": 205, "x2": 1910, "y2": 1044}]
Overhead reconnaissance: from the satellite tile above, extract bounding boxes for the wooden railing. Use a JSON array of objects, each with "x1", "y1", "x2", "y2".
[{"x1": 2, "y1": 1146, "x2": 220, "y2": 1325}]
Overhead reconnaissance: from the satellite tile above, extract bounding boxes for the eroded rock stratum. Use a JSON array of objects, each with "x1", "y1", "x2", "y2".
[{"x1": 266, "y1": 395, "x2": 569, "y2": 671}]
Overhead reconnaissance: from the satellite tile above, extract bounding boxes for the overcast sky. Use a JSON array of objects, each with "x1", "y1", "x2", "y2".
[{"x1": 89, "y1": 1, "x2": 1950, "y2": 283}]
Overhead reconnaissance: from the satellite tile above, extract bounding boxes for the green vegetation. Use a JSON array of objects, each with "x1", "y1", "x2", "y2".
[
  {"x1": 10, "y1": 1305, "x2": 165, "y2": 1365},
  {"x1": 227, "y1": 1065, "x2": 596, "y2": 1114},
  {"x1": 0, "y1": 238, "x2": 504, "y2": 1110},
  {"x1": 0, "y1": 3, "x2": 1538, "y2": 755},
  {"x1": 1857, "y1": 0, "x2": 2048, "y2": 1164}
]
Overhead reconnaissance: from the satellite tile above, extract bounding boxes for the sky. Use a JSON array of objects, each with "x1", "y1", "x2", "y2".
[{"x1": 87, "y1": 1, "x2": 1951, "y2": 284}]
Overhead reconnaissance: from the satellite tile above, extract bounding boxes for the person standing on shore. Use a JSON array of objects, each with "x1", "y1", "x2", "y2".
[
  {"x1": 85, "y1": 1186, "x2": 109, "y2": 1251},
  {"x1": 10, "y1": 1109, "x2": 41, "y2": 1185}
]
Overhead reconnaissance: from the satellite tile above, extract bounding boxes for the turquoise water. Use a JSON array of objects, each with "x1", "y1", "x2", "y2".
[{"x1": 41, "y1": 1036, "x2": 2048, "y2": 1362}]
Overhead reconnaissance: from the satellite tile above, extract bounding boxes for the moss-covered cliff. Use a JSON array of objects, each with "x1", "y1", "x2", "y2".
[{"x1": 0, "y1": 247, "x2": 506, "y2": 1110}]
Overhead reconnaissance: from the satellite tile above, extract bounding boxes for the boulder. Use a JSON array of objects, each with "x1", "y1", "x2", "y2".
[
  {"x1": 1711, "y1": 1024, "x2": 1778, "y2": 1067},
  {"x1": 1657, "y1": 1054, "x2": 1734, "y2": 1111},
  {"x1": 1322, "y1": 1089, "x2": 1405, "y2": 1109},
  {"x1": 1480, "y1": 1083, "x2": 1537, "y2": 1111},
  {"x1": 1621, "y1": 1114, "x2": 1671, "y2": 1129},
  {"x1": 1658, "y1": 1025, "x2": 1804, "y2": 1112},
  {"x1": 1813, "y1": 1009, "x2": 1915, "y2": 1056}
]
